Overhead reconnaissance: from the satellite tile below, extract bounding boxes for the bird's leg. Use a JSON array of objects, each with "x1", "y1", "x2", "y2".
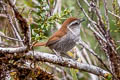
[
  {"x1": 53, "y1": 49, "x2": 60, "y2": 56},
  {"x1": 52, "y1": 49, "x2": 63, "y2": 61}
]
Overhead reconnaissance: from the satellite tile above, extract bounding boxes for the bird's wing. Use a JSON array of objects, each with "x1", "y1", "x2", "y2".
[
  {"x1": 46, "y1": 31, "x2": 66, "y2": 46},
  {"x1": 46, "y1": 36, "x2": 60, "y2": 46}
]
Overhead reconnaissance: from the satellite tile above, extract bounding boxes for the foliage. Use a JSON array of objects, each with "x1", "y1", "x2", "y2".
[{"x1": 23, "y1": 0, "x2": 72, "y2": 42}]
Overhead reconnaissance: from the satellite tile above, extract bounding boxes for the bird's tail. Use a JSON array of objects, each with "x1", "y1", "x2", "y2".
[{"x1": 33, "y1": 42, "x2": 46, "y2": 46}]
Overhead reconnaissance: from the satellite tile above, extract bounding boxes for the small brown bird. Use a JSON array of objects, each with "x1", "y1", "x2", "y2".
[{"x1": 34, "y1": 17, "x2": 84, "y2": 56}]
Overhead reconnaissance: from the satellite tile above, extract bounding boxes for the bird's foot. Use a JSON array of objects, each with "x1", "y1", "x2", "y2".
[{"x1": 53, "y1": 49, "x2": 64, "y2": 61}]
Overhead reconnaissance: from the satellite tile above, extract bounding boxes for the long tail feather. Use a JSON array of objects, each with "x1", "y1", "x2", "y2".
[{"x1": 33, "y1": 42, "x2": 46, "y2": 46}]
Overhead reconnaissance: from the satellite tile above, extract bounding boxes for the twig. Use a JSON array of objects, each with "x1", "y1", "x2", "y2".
[
  {"x1": 0, "y1": 42, "x2": 8, "y2": 46},
  {"x1": 0, "y1": 1, "x2": 24, "y2": 46},
  {"x1": 31, "y1": 0, "x2": 40, "y2": 6},
  {"x1": 0, "y1": 46, "x2": 27, "y2": 53},
  {"x1": 0, "y1": 14, "x2": 7, "y2": 18},
  {"x1": 77, "y1": 40, "x2": 110, "y2": 72},
  {"x1": 77, "y1": 0, "x2": 106, "y2": 43},
  {"x1": 0, "y1": 32, "x2": 23, "y2": 42},
  {"x1": 7, "y1": 0, "x2": 31, "y2": 49},
  {"x1": 77, "y1": 0, "x2": 120, "y2": 79},
  {"x1": 74, "y1": 47, "x2": 98, "y2": 80},
  {"x1": 88, "y1": 24, "x2": 107, "y2": 42},
  {"x1": 103, "y1": 0, "x2": 110, "y2": 33},
  {"x1": 53, "y1": 0, "x2": 61, "y2": 15},
  {"x1": 108, "y1": 10, "x2": 120, "y2": 19}
]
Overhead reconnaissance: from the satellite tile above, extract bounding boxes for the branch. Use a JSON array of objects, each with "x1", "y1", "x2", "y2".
[
  {"x1": 26, "y1": 51, "x2": 110, "y2": 78},
  {"x1": 0, "y1": 14, "x2": 7, "y2": 18},
  {"x1": 77, "y1": 39, "x2": 111, "y2": 72},
  {"x1": 0, "y1": 32, "x2": 23, "y2": 42},
  {"x1": 7, "y1": 0, "x2": 31, "y2": 49},
  {"x1": 108, "y1": 10, "x2": 120, "y2": 19},
  {"x1": 0, "y1": 46, "x2": 27, "y2": 53},
  {"x1": 0, "y1": 1, "x2": 24, "y2": 46},
  {"x1": 103, "y1": 0, "x2": 110, "y2": 32},
  {"x1": 77, "y1": 0, "x2": 120, "y2": 79},
  {"x1": 77, "y1": 0, "x2": 107, "y2": 43}
]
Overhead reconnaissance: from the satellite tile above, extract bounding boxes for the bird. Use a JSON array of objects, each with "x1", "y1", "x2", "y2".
[{"x1": 33, "y1": 17, "x2": 84, "y2": 57}]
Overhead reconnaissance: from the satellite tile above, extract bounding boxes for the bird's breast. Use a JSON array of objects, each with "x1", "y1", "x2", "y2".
[{"x1": 50, "y1": 27, "x2": 80, "y2": 53}]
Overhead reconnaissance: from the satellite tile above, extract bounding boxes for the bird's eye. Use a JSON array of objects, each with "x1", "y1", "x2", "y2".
[
  {"x1": 68, "y1": 20, "x2": 80, "y2": 27},
  {"x1": 72, "y1": 22, "x2": 79, "y2": 25},
  {"x1": 71, "y1": 21, "x2": 79, "y2": 26}
]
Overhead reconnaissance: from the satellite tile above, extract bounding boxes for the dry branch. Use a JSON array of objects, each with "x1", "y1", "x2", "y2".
[
  {"x1": 77, "y1": 0, "x2": 120, "y2": 79},
  {"x1": 25, "y1": 51, "x2": 110, "y2": 78},
  {"x1": 7, "y1": 0, "x2": 31, "y2": 49},
  {"x1": 0, "y1": 46, "x2": 27, "y2": 53},
  {"x1": 0, "y1": 0, "x2": 24, "y2": 46},
  {"x1": 0, "y1": 31, "x2": 23, "y2": 42}
]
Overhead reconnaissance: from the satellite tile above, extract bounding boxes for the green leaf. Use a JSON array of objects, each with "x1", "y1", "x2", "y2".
[
  {"x1": 70, "y1": 68, "x2": 78, "y2": 80},
  {"x1": 24, "y1": 0, "x2": 33, "y2": 7},
  {"x1": 104, "y1": 73, "x2": 112, "y2": 80}
]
